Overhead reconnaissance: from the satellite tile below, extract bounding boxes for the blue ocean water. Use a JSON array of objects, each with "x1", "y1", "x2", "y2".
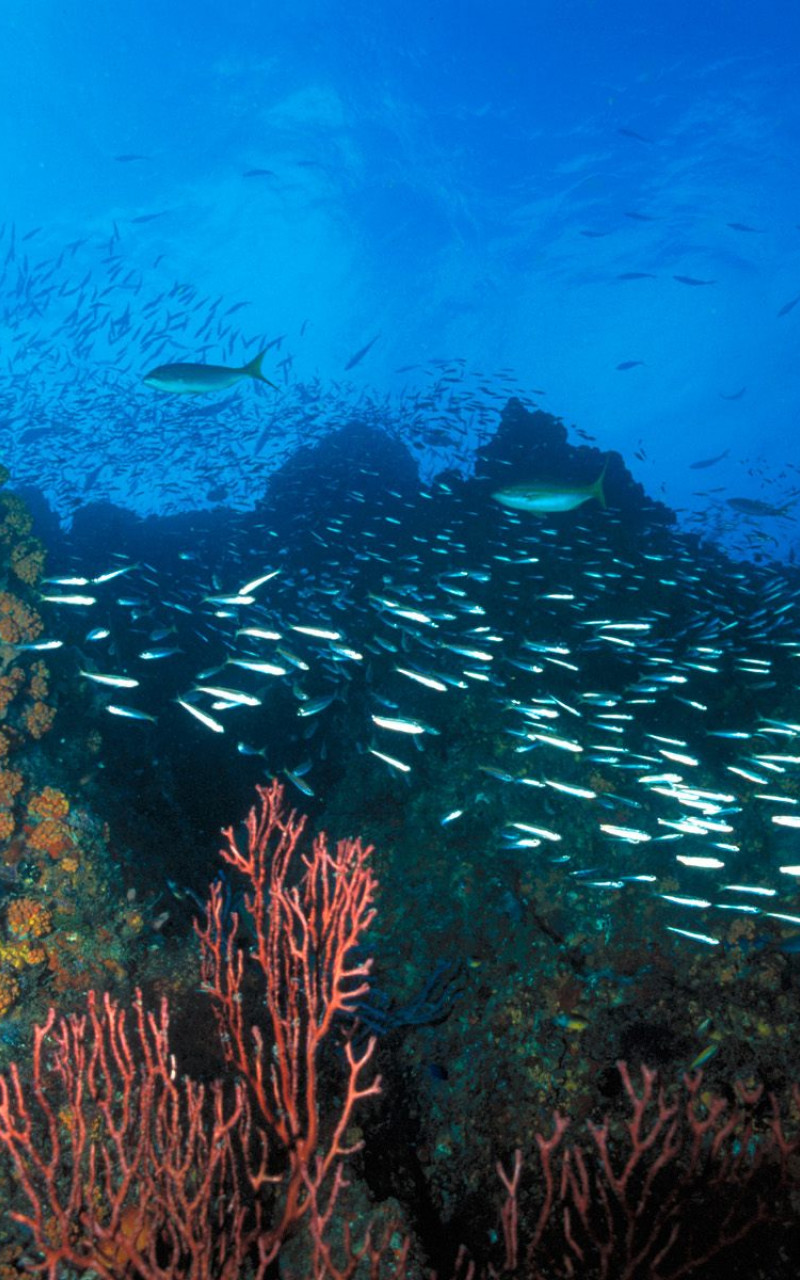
[
  {"x1": 1, "y1": 5, "x2": 800, "y2": 1277},
  {"x1": 2, "y1": 0, "x2": 799, "y2": 556}
]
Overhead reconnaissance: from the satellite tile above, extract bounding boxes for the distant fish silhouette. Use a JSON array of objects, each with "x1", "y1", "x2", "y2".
[
  {"x1": 114, "y1": 154, "x2": 149, "y2": 162},
  {"x1": 616, "y1": 360, "x2": 646, "y2": 371},
  {"x1": 673, "y1": 275, "x2": 716, "y2": 286},
  {"x1": 718, "y1": 387, "x2": 747, "y2": 401},
  {"x1": 243, "y1": 169, "x2": 277, "y2": 178},
  {"x1": 727, "y1": 496, "x2": 794, "y2": 517},
  {"x1": 616, "y1": 272, "x2": 657, "y2": 280},
  {"x1": 777, "y1": 293, "x2": 800, "y2": 318},
  {"x1": 690, "y1": 449, "x2": 730, "y2": 470},
  {"x1": 618, "y1": 128, "x2": 653, "y2": 144},
  {"x1": 727, "y1": 222, "x2": 764, "y2": 232},
  {"x1": 344, "y1": 334, "x2": 381, "y2": 371}
]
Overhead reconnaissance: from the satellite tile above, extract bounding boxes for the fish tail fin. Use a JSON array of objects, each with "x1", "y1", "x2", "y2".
[
  {"x1": 242, "y1": 349, "x2": 278, "y2": 389},
  {"x1": 592, "y1": 455, "x2": 610, "y2": 508}
]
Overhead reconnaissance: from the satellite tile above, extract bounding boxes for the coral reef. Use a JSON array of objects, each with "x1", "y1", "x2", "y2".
[{"x1": 0, "y1": 472, "x2": 168, "y2": 1033}]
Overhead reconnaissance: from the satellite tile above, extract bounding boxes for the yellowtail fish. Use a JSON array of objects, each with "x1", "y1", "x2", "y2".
[
  {"x1": 492, "y1": 458, "x2": 608, "y2": 514},
  {"x1": 142, "y1": 349, "x2": 277, "y2": 394},
  {"x1": 726, "y1": 496, "x2": 794, "y2": 518}
]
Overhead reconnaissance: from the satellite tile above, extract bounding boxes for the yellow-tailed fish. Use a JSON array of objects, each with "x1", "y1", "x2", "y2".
[
  {"x1": 492, "y1": 457, "x2": 608, "y2": 514},
  {"x1": 143, "y1": 349, "x2": 277, "y2": 394}
]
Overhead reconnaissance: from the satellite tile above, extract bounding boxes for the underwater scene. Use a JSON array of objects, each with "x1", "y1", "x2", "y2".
[{"x1": 1, "y1": 1, "x2": 800, "y2": 1276}]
